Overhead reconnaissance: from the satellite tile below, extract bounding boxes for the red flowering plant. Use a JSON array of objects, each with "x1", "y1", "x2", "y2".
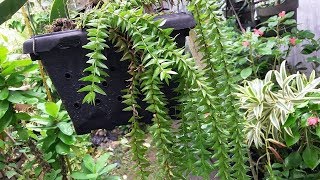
[{"x1": 234, "y1": 11, "x2": 305, "y2": 80}]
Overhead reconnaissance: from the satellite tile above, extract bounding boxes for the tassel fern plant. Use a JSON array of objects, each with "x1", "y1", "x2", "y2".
[{"x1": 79, "y1": 1, "x2": 248, "y2": 179}]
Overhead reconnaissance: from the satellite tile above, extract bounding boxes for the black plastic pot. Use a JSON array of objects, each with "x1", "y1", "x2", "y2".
[
  {"x1": 256, "y1": 0, "x2": 299, "y2": 19},
  {"x1": 23, "y1": 13, "x2": 196, "y2": 134},
  {"x1": 256, "y1": 0, "x2": 299, "y2": 36}
]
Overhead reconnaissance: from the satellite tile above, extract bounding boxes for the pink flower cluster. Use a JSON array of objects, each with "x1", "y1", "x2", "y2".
[
  {"x1": 253, "y1": 29, "x2": 264, "y2": 36},
  {"x1": 307, "y1": 116, "x2": 319, "y2": 126},
  {"x1": 279, "y1": 11, "x2": 286, "y2": 18}
]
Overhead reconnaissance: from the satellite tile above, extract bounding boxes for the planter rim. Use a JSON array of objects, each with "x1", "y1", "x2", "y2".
[
  {"x1": 154, "y1": 12, "x2": 196, "y2": 30},
  {"x1": 23, "y1": 13, "x2": 195, "y2": 55},
  {"x1": 256, "y1": 0, "x2": 299, "y2": 17},
  {"x1": 23, "y1": 30, "x2": 86, "y2": 55}
]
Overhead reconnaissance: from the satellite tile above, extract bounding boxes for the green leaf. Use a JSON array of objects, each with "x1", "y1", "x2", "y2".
[
  {"x1": 0, "y1": 139, "x2": 5, "y2": 149},
  {"x1": 0, "y1": 45, "x2": 8, "y2": 63},
  {"x1": 284, "y1": 128, "x2": 300, "y2": 146},
  {"x1": 283, "y1": 114, "x2": 296, "y2": 127},
  {"x1": 0, "y1": 100, "x2": 9, "y2": 119},
  {"x1": 302, "y1": 146, "x2": 320, "y2": 169},
  {"x1": 55, "y1": 141, "x2": 70, "y2": 155},
  {"x1": 0, "y1": 88, "x2": 9, "y2": 100},
  {"x1": 83, "y1": 154, "x2": 96, "y2": 173},
  {"x1": 42, "y1": 135, "x2": 56, "y2": 151},
  {"x1": 57, "y1": 122, "x2": 73, "y2": 136},
  {"x1": 316, "y1": 126, "x2": 320, "y2": 138},
  {"x1": 0, "y1": 0, "x2": 27, "y2": 25},
  {"x1": 71, "y1": 172, "x2": 90, "y2": 179},
  {"x1": 99, "y1": 164, "x2": 117, "y2": 175},
  {"x1": 58, "y1": 132, "x2": 76, "y2": 145},
  {"x1": 15, "y1": 112, "x2": 31, "y2": 120},
  {"x1": 240, "y1": 67, "x2": 252, "y2": 79},
  {"x1": 105, "y1": 176, "x2": 121, "y2": 180},
  {"x1": 0, "y1": 109, "x2": 13, "y2": 132},
  {"x1": 96, "y1": 153, "x2": 111, "y2": 172},
  {"x1": 284, "y1": 152, "x2": 301, "y2": 168},
  {"x1": 45, "y1": 102, "x2": 59, "y2": 118},
  {"x1": 50, "y1": 0, "x2": 69, "y2": 23},
  {"x1": 17, "y1": 129, "x2": 29, "y2": 141},
  {"x1": 6, "y1": 170, "x2": 17, "y2": 179}
]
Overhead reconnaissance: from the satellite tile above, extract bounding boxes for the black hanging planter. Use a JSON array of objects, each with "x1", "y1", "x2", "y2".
[{"x1": 23, "y1": 13, "x2": 196, "y2": 134}]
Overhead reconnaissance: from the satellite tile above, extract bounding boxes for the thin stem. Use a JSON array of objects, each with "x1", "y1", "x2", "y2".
[
  {"x1": 3, "y1": 130, "x2": 30, "y2": 161},
  {"x1": 247, "y1": 150, "x2": 258, "y2": 180},
  {"x1": 21, "y1": 3, "x2": 54, "y2": 102},
  {"x1": 65, "y1": 156, "x2": 72, "y2": 175}
]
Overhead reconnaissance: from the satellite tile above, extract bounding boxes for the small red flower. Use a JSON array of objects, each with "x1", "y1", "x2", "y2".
[
  {"x1": 279, "y1": 11, "x2": 286, "y2": 18},
  {"x1": 289, "y1": 37, "x2": 297, "y2": 46},
  {"x1": 253, "y1": 29, "x2": 264, "y2": 36},
  {"x1": 307, "y1": 116, "x2": 319, "y2": 126},
  {"x1": 242, "y1": 41, "x2": 250, "y2": 47}
]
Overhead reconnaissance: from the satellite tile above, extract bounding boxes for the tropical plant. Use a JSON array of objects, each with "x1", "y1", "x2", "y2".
[
  {"x1": 71, "y1": 153, "x2": 120, "y2": 180},
  {"x1": 236, "y1": 60, "x2": 320, "y2": 148},
  {"x1": 77, "y1": 0, "x2": 249, "y2": 179}
]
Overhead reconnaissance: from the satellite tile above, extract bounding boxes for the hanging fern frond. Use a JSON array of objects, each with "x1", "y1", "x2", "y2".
[
  {"x1": 78, "y1": 11, "x2": 109, "y2": 104},
  {"x1": 80, "y1": 1, "x2": 247, "y2": 178},
  {"x1": 189, "y1": 0, "x2": 249, "y2": 179},
  {"x1": 108, "y1": 28, "x2": 151, "y2": 179}
]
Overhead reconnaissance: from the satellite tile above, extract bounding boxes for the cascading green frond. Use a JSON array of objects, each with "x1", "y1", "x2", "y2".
[
  {"x1": 108, "y1": 28, "x2": 151, "y2": 179},
  {"x1": 81, "y1": 2, "x2": 245, "y2": 178},
  {"x1": 189, "y1": 0, "x2": 249, "y2": 179},
  {"x1": 78, "y1": 11, "x2": 110, "y2": 104}
]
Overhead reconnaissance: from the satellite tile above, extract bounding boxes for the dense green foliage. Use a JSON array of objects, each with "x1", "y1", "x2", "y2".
[{"x1": 1, "y1": 0, "x2": 320, "y2": 179}]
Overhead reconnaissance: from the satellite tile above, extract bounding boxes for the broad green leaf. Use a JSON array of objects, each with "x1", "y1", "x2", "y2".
[
  {"x1": 55, "y1": 141, "x2": 70, "y2": 155},
  {"x1": 17, "y1": 129, "x2": 29, "y2": 141},
  {"x1": 83, "y1": 154, "x2": 96, "y2": 173},
  {"x1": 0, "y1": 110, "x2": 14, "y2": 132},
  {"x1": 50, "y1": 0, "x2": 69, "y2": 22},
  {"x1": 6, "y1": 170, "x2": 17, "y2": 179},
  {"x1": 71, "y1": 172, "x2": 90, "y2": 179},
  {"x1": 105, "y1": 176, "x2": 121, "y2": 180},
  {"x1": 41, "y1": 135, "x2": 56, "y2": 151},
  {"x1": 240, "y1": 67, "x2": 252, "y2": 79},
  {"x1": 58, "y1": 131, "x2": 76, "y2": 145},
  {"x1": 283, "y1": 114, "x2": 296, "y2": 127},
  {"x1": 99, "y1": 164, "x2": 117, "y2": 175},
  {"x1": 0, "y1": 139, "x2": 4, "y2": 149},
  {"x1": 0, "y1": 45, "x2": 8, "y2": 63},
  {"x1": 302, "y1": 146, "x2": 320, "y2": 169},
  {"x1": 317, "y1": 126, "x2": 320, "y2": 138},
  {"x1": 0, "y1": 88, "x2": 9, "y2": 100},
  {"x1": 96, "y1": 153, "x2": 111, "y2": 172},
  {"x1": 57, "y1": 122, "x2": 73, "y2": 136},
  {"x1": 0, "y1": 0, "x2": 27, "y2": 25},
  {"x1": 45, "y1": 102, "x2": 59, "y2": 118},
  {"x1": 15, "y1": 112, "x2": 31, "y2": 120},
  {"x1": 284, "y1": 152, "x2": 301, "y2": 168},
  {"x1": 284, "y1": 128, "x2": 300, "y2": 146},
  {"x1": 0, "y1": 100, "x2": 9, "y2": 119}
]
